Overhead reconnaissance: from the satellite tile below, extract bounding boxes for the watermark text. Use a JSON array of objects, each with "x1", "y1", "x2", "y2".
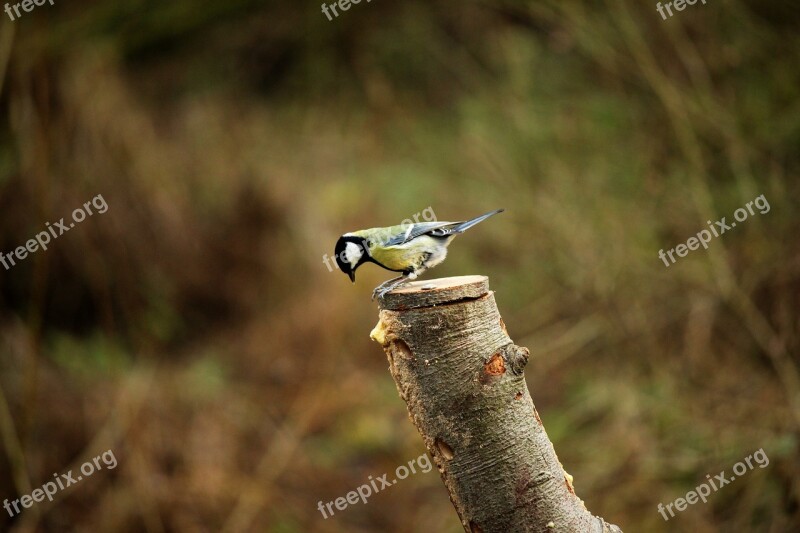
[
  {"x1": 657, "y1": 448, "x2": 769, "y2": 521},
  {"x1": 317, "y1": 452, "x2": 432, "y2": 519},
  {"x1": 659, "y1": 194, "x2": 769, "y2": 267},
  {"x1": 4, "y1": 449, "x2": 117, "y2": 518},
  {"x1": 0, "y1": 194, "x2": 109, "y2": 272}
]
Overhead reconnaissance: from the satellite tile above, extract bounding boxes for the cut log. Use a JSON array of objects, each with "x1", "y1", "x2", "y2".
[{"x1": 370, "y1": 276, "x2": 622, "y2": 533}]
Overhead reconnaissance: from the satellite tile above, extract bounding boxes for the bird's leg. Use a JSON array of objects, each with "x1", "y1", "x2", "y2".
[
  {"x1": 372, "y1": 275, "x2": 409, "y2": 301},
  {"x1": 372, "y1": 269, "x2": 427, "y2": 301}
]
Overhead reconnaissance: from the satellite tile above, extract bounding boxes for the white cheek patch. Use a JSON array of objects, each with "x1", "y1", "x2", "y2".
[{"x1": 344, "y1": 242, "x2": 363, "y2": 267}]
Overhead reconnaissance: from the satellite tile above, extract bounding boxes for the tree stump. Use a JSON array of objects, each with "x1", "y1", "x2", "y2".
[{"x1": 370, "y1": 275, "x2": 622, "y2": 533}]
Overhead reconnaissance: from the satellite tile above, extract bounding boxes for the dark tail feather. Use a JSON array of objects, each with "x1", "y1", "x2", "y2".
[{"x1": 452, "y1": 208, "x2": 505, "y2": 233}]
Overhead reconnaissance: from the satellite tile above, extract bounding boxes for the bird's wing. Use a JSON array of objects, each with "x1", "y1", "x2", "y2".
[{"x1": 382, "y1": 221, "x2": 461, "y2": 246}]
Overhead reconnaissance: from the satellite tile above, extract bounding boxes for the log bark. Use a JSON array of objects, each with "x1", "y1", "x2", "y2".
[{"x1": 370, "y1": 276, "x2": 623, "y2": 533}]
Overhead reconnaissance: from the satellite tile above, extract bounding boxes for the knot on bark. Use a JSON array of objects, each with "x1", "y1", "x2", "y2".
[
  {"x1": 484, "y1": 353, "x2": 506, "y2": 376},
  {"x1": 496, "y1": 343, "x2": 529, "y2": 376}
]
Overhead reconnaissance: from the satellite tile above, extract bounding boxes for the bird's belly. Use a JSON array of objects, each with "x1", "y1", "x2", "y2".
[
  {"x1": 371, "y1": 247, "x2": 422, "y2": 271},
  {"x1": 424, "y1": 245, "x2": 448, "y2": 268},
  {"x1": 371, "y1": 236, "x2": 449, "y2": 272}
]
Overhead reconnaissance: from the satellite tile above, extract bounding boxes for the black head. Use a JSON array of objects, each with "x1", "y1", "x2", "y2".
[{"x1": 334, "y1": 235, "x2": 370, "y2": 282}]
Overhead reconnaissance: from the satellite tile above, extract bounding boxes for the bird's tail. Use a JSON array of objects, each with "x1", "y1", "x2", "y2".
[{"x1": 452, "y1": 208, "x2": 505, "y2": 233}]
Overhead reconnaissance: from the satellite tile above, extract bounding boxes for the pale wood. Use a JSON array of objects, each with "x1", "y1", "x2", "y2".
[
  {"x1": 371, "y1": 276, "x2": 623, "y2": 533},
  {"x1": 379, "y1": 275, "x2": 490, "y2": 310}
]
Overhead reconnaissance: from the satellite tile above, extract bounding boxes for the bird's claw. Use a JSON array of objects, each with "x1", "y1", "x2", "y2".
[
  {"x1": 371, "y1": 287, "x2": 386, "y2": 301},
  {"x1": 371, "y1": 279, "x2": 407, "y2": 301},
  {"x1": 371, "y1": 285, "x2": 393, "y2": 301}
]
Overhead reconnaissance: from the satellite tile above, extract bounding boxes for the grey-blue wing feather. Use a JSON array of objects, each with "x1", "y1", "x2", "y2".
[
  {"x1": 382, "y1": 209, "x2": 504, "y2": 246},
  {"x1": 382, "y1": 221, "x2": 460, "y2": 246}
]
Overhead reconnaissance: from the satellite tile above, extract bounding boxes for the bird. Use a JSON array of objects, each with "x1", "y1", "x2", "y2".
[{"x1": 334, "y1": 208, "x2": 505, "y2": 300}]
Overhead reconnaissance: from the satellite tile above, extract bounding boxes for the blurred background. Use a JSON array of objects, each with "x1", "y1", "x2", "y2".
[{"x1": 0, "y1": 0, "x2": 798, "y2": 531}]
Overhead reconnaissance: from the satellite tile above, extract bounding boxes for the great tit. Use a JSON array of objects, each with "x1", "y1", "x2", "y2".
[{"x1": 334, "y1": 208, "x2": 504, "y2": 299}]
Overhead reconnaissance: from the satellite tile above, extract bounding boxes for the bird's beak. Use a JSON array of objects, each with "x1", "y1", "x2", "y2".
[{"x1": 349, "y1": 271, "x2": 356, "y2": 283}]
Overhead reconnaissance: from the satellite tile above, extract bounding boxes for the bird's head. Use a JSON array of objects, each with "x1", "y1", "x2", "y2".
[{"x1": 334, "y1": 235, "x2": 370, "y2": 283}]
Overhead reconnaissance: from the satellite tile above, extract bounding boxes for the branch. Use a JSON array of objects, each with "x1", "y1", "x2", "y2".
[{"x1": 370, "y1": 276, "x2": 623, "y2": 533}]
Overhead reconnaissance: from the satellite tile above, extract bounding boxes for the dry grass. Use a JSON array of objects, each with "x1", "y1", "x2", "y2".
[{"x1": 0, "y1": 0, "x2": 798, "y2": 531}]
